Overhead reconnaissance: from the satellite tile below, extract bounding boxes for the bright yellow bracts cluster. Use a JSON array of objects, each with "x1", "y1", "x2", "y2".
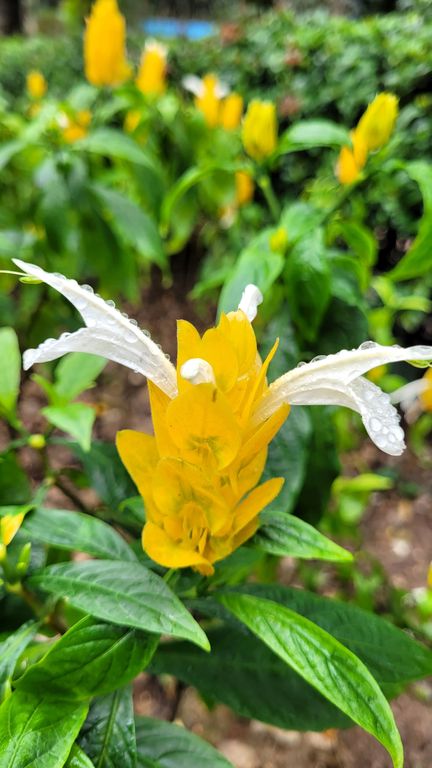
[
  {"x1": 337, "y1": 93, "x2": 399, "y2": 184},
  {"x1": 84, "y1": 0, "x2": 131, "y2": 87},
  {"x1": 136, "y1": 41, "x2": 167, "y2": 96},
  {"x1": 193, "y1": 75, "x2": 243, "y2": 130},
  {"x1": 242, "y1": 100, "x2": 278, "y2": 161},
  {"x1": 26, "y1": 70, "x2": 47, "y2": 100},
  {"x1": 117, "y1": 310, "x2": 288, "y2": 575},
  {"x1": 0, "y1": 514, "x2": 24, "y2": 562}
]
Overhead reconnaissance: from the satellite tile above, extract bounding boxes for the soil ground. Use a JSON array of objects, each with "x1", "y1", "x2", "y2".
[{"x1": 9, "y1": 281, "x2": 432, "y2": 768}]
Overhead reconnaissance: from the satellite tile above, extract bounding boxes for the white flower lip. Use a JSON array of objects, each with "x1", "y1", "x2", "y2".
[
  {"x1": 182, "y1": 74, "x2": 229, "y2": 99},
  {"x1": 14, "y1": 261, "x2": 432, "y2": 457}
]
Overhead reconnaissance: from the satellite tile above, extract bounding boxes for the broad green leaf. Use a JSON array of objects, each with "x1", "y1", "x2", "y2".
[
  {"x1": 0, "y1": 621, "x2": 38, "y2": 701},
  {"x1": 21, "y1": 507, "x2": 136, "y2": 562},
  {"x1": 42, "y1": 403, "x2": 96, "y2": 452},
  {"x1": 76, "y1": 129, "x2": 155, "y2": 168},
  {"x1": 16, "y1": 617, "x2": 156, "y2": 699},
  {"x1": 0, "y1": 452, "x2": 31, "y2": 505},
  {"x1": 254, "y1": 510, "x2": 352, "y2": 561},
  {"x1": 284, "y1": 229, "x2": 331, "y2": 342},
  {"x1": 0, "y1": 327, "x2": 20, "y2": 420},
  {"x1": 218, "y1": 592, "x2": 403, "y2": 768},
  {"x1": 218, "y1": 229, "x2": 284, "y2": 317},
  {"x1": 151, "y1": 626, "x2": 350, "y2": 731},
  {"x1": 333, "y1": 220, "x2": 377, "y2": 268},
  {"x1": 0, "y1": 139, "x2": 25, "y2": 171},
  {"x1": 92, "y1": 185, "x2": 166, "y2": 269},
  {"x1": 160, "y1": 166, "x2": 212, "y2": 234},
  {"x1": 65, "y1": 745, "x2": 95, "y2": 768},
  {"x1": 295, "y1": 406, "x2": 340, "y2": 525},
  {"x1": 79, "y1": 686, "x2": 136, "y2": 768},
  {"x1": 0, "y1": 690, "x2": 88, "y2": 768},
  {"x1": 71, "y1": 442, "x2": 137, "y2": 514},
  {"x1": 135, "y1": 717, "x2": 234, "y2": 768},
  {"x1": 280, "y1": 202, "x2": 323, "y2": 244},
  {"x1": 54, "y1": 353, "x2": 106, "y2": 404},
  {"x1": 278, "y1": 120, "x2": 350, "y2": 154},
  {"x1": 262, "y1": 408, "x2": 312, "y2": 514},
  {"x1": 230, "y1": 585, "x2": 432, "y2": 685},
  {"x1": 28, "y1": 560, "x2": 209, "y2": 650},
  {"x1": 390, "y1": 161, "x2": 432, "y2": 281}
]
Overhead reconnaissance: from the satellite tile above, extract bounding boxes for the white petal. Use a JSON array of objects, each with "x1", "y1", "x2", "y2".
[
  {"x1": 182, "y1": 74, "x2": 204, "y2": 97},
  {"x1": 14, "y1": 260, "x2": 177, "y2": 397},
  {"x1": 255, "y1": 341, "x2": 432, "y2": 455},
  {"x1": 390, "y1": 378, "x2": 429, "y2": 409},
  {"x1": 215, "y1": 81, "x2": 229, "y2": 99},
  {"x1": 238, "y1": 284, "x2": 263, "y2": 322},
  {"x1": 181, "y1": 358, "x2": 215, "y2": 385}
]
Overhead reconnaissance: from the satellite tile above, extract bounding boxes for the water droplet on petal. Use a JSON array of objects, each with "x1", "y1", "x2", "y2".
[
  {"x1": 106, "y1": 299, "x2": 116, "y2": 308},
  {"x1": 82, "y1": 284, "x2": 94, "y2": 293},
  {"x1": 359, "y1": 341, "x2": 378, "y2": 350}
]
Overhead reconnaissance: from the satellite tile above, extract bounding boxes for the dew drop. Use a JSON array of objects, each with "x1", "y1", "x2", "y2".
[
  {"x1": 82, "y1": 284, "x2": 94, "y2": 293},
  {"x1": 369, "y1": 416, "x2": 382, "y2": 433},
  {"x1": 129, "y1": 318, "x2": 139, "y2": 327},
  {"x1": 359, "y1": 341, "x2": 378, "y2": 350},
  {"x1": 105, "y1": 299, "x2": 116, "y2": 308},
  {"x1": 310, "y1": 355, "x2": 326, "y2": 363}
]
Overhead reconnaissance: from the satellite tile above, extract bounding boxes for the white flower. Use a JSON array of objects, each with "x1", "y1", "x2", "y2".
[
  {"x1": 14, "y1": 259, "x2": 432, "y2": 457},
  {"x1": 182, "y1": 74, "x2": 229, "y2": 99}
]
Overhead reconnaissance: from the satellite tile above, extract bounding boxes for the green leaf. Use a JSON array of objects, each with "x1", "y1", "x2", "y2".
[
  {"x1": 232, "y1": 585, "x2": 432, "y2": 685},
  {"x1": 42, "y1": 403, "x2": 96, "y2": 452},
  {"x1": 28, "y1": 560, "x2": 209, "y2": 650},
  {"x1": 0, "y1": 690, "x2": 88, "y2": 768},
  {"x1": 284, "y1": 229, "x2": 331, "y2": 342},
  {"x1": 262, "y1": 408, "x2": 312, "y2": 514},
  {"x1": 390, "y1": 161, "x2": 432, "y2": 281},
  {"x1": 295, "y1": 406, "x2": 340, "y2": 525},
  {"x1": 135, "y1": 717, "x2": 234, "y2": 768},
  {"x1": 278, "y1": 120, "x2": 350, "y2": 154},
  {"x1": 79, "y1": 686, "x2": 136, "y2": 768},
  {"x1": 0, "y1": 139, "x2": 25, "y2": 172},
  {"x1": 71, "y1": 442, "x2": 137, "y2": 513},
  {"x1": 280, "y1": 202, "x2": 323, "y2": 244},
  {"x1": 77, "y1": 129, "x2": 156, "y2": 168},
  {"x1": 0, "y1": 327, "x2": 20, "y2": 421},
  {"x1": 92, "y1": 185, "x2": 166, "y2": 269},
  {"x1": 21, "y1": 507, "x2": 136, "y2": 562},
  {"x1": 54, "y1": 353, "x2": 106, "y2": 404},
  {"x1": 253, "y1": 510, "x2": 352, "y2": 561},
  {"x1": 218, "y1": 229, "x2": 284, "y2": 317},
  {"x1": 65, "y1": 745, "x2": 95, "y2": 768},
  {"x1": 16, "y1": 616, "x2": 156, "y2": 700},
  {"x1": 151, "y1": 625, "x2": 350, "y2": 732},
  {"x1": 218, "y1": 592, "x2": 403, "y2": 768},
  {"x1": 0, "y1": 621, "x2": 38, "y2": 701},
  {"x1": 0, "y1": 452, "x2": 31, "y2": 505}
]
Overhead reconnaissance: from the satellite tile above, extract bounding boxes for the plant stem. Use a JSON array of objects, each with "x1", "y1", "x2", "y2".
[{"x1": 258, "y1": 173, "x2": 280, "y2": 221}]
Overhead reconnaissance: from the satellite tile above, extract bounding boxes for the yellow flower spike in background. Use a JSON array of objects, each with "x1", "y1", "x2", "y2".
[
  {"x1": 26, "y1": 70, "x2": 47, "y2": 100},
  {"x1": 183, "y1": 73, "x2": 229, "y2": 128},
  {"x1": 355, "y1": 92, "x2": 399, "y2": 152},
  {"x1": 270, "y1": 227, "x2": 289, "y2": 253},
  {"x1": 136, "y1": 40, "x2": 168, "y2": 96},
  {"x1": 235, "y1": 170, "x2": 255, "y2": 206},
  {"x1": 14, "y1": 261, "x2": 432, "y2": 575},
  {"x1": 84, "y1": 0, "x2": 131, "y2": 87},
  {"x1": 220, "y1": 92, "x2": 243, "y2": 130},
  {"x1": 61, "y1": 109, "x2": 92, "y2": 143},
  {"x1": 0, "y1": 513, "x2": 25, "y2": 562},
  {"x1": 242, "y1": 100, "x2": 278, "y2": 161},
  {"x1": 124, "y1": 109, "x2": 142, "y2": 133}
]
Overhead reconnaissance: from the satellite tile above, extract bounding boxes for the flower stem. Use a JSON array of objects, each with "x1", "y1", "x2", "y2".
[{"x1": 258, "y1": 173, "x2": 280, "y2": 221}]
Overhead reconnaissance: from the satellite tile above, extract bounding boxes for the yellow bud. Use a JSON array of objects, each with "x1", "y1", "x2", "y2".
[
  {"x1": 84, "y1": 0, "x2": 131, "y2": 87},
  {"x1": 367, "y1": 365, "x2": 387, "y2": 383},
  {"x1": 26, "y1": 70, "x2": 47, "y2": 100},
  {"x1": 124, "y1": 109, "x2": 141, "y2": 133},
  {"x1": 196, "y1": 74, "x2": 221, "y2": 128},
  {"x1": 428, "y1": 562, "x2": 432, "y2": 589},
  {"x1": 235, "y1": 171, "x2": 254, "y2": 206},
  {"x1": 336, "y1": 146, "x2": 361, "y2": 185},
  {"x1": 136, "y1": 40, "x2": 167, "y2": 96},
  {"x1": 355, "y1": 92, "x2": 399, "y2": 152},
  {"x1": 242, "y1": 100, "x2": 278, "y2": 161},
  {"x1": 419, "y1": 368, "x2": 432, "y2": 412},
  {"x1": 270, "y1": 227, "x2": 288, "y2": 253},
  {"x1": 28, "y1": 433, "x2": 46, "y2": 449},
  {"x1": 0, "y1": 514, "x2": 24, "y2": 547},
  {"x1": 220, "y1": 93, "x2": 243, "y2": 130}
]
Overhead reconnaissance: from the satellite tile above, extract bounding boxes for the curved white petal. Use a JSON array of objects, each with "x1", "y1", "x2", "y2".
[
  {"x1": 14, "y1": 260, "x2": 177, "y2": 397},
  {"x1": 255, "y1": 341, "x2": 432, "y2": 455},
  {"x1": 215, "y1": 81, "x2": 229, "y2": 99},
  {"x1": 238, "y1": 284, "x2": 263, "y2": 322},
  {"x1": 182, "y1": 74, "x2": 204, "y2": 97},
  {"x1": 390, "y1": 378, "x2": 429, "y2": 409}
]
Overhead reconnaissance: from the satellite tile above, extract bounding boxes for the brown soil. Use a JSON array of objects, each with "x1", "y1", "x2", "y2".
[{"x1": 8, "y1": 281, "x2": 432, "y2": 768}]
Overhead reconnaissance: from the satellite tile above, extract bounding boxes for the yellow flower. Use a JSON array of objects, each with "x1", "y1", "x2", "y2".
[
  {"x1": 61, "y1": 110, "x2": 92, "y2": 143},
  {"x1": 0, "y1": 513, "x2": 24, "y2": 561},
  {"x1": 26, "y1": 70, "x2": 47, "y2": 100},
  {"x1": 220, "y1": 93, "x2": 243, "y2": 130},
  {"x1": 235, "y1": 170, "x2": 254, "y2": 206},
  {"x1": 117, "y1": 300, "x2": 287, "y2": 575},
  {"x1": 355, "y1": 93, "x2": 399, "y2": 152},
  {"x1": 84, "y1": 0, "x2": 131, "y2": 87},
  {"x1": 124, "y1": 109, "x2": 142, "y2": 133},
  {"x1": 195, "y1": 74, "x2": 223, "y2": 127},
  {"x1": 136, "y1": 40, "x2": 167, "y2": 96},
  {"x1": 419, "y1": 368, "x2": 432, "y2": 411},
  {"x1": 336, "y1": 129, "x2": 368, "y2": 185},
  {"x1": 270, "y1": 227, "x2": 289, "y2": 253},
  {"x1": 242, "y1": 100, "x2": 278, "y2": 161}
]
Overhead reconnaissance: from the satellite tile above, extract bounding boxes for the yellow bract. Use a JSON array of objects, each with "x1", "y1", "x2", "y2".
[
  {"x1": 195, "y1": 74, "x2": 222, "y2": 128},
  {"x1": 235, "y1": 171, "x2": 254, "y2": 206},
  {"x1": 220, "y1": 93, "x2": 243, "y2": 130},
  {"x1": 84, "y1": 0, "x2": 131, "y2": 87},
  {"x1": 419, "y1": 368, "x2": 432, "y2": 412},
  {"x1": 136, "y1": 41, "x2": 167, "y2": 96},
  {"x1": 61, "y1": 110, "x2": 92, "y2": 144},
  {"x1": 337, "y1": 93, "x2": 398, "y2": 185},
  {"x1": 242, "y1": 100, "x2": 278, "y2": 161},
  {"x1": 0, "y1": 513, "x2": 24, "y2": 561},
  {"x1": 117, "y1": 310, "x2": 288, "y2": 575},
  {"x1": 26, "y1": 70, "x2": 47, "y2": 100}
]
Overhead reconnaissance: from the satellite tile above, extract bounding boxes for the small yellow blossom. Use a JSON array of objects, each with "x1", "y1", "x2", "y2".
[
  {"x1": 336, "y1": 129, "x2": 368, "y2": 185},
  {"x1": 117, "y1": 308, "x2": 287, "y2": 574},
  {"x1": 136, "y1": 40, "x2": 167, "y2": 96},
  {"x1": 26, "y1": 70, "x2": 47, "y2": 100},
  {"x1": 0, "y1": 513, "x2": 24, "y2": 561},
  {"x1": 220, "y1": 93, "x2": 243, "y2": 130},
  {"x1": 61, "y1": 110, "x2": 92, "y2": 143},
  {"x1": 242, "y1": 100, "x2": 278, "y2": 161},
  {"x1": 419, "y1": 368, "x2": 432, "y2": 411},
  {"x1": 124, "y1": 109, "x2": 142, "y2": 133},
  {"x1": 355, "y1": 93, "x2": 399, "y2": 152},
  {"x1": 235, "y1": 171, "x2": 254, "y2": 206},
  {"x1": 84, "y1": 0, "x2": 131, "y2": 87},
  {"x1": 270, "y1": 227, "x2": 289, "y2": 253},
  {"x1": 367, "y1": 364, "x2": 387, "y2": 384},
  {"x1": 195, "y1": 74, "x2": 223, "y2": 127}
]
